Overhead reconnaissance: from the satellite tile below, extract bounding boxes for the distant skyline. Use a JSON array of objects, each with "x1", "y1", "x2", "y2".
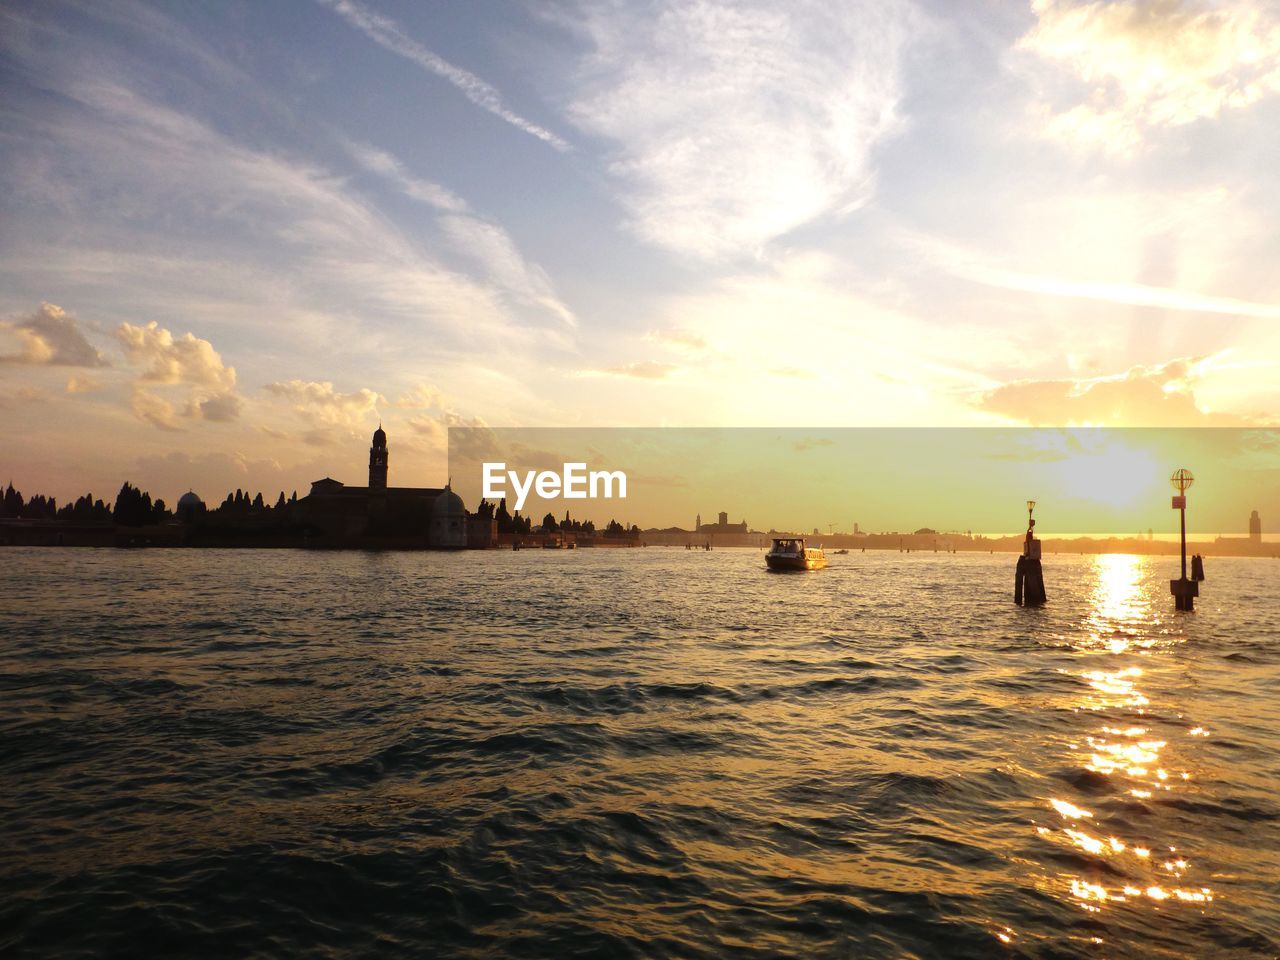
[
  {"x1": 3, "y1": 1, "x2": 1280, "y2": 502},
  {"x1": 448, "y1": 428, "x2": 1280, "y2": 538}
]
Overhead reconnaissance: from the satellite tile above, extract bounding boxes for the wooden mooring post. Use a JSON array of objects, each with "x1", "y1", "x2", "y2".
[{"x1": 1015, "y1": 500, "x2": 1047, "y2": 606}]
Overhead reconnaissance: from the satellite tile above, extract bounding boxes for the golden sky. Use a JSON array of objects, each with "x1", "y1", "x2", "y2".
[{"x1": 2, "y1": 1, "x2": 1279, "y2": 505}]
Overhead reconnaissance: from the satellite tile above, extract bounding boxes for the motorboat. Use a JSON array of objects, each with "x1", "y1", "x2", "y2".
[{"x1": 765, "y1": 537, "x2": 827, "y2": 571}]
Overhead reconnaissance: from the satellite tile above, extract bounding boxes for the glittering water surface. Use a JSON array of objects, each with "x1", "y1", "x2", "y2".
[{"x1": 2, "y1": 548, "x2": 1278, "y2": 958}]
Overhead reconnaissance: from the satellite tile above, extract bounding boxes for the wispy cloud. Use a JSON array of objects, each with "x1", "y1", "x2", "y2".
[
  {"x1": 345, "y1": 140, "x2": 470, "y2": 213},
  {"x1": 317, "y1": 0, "x2": 571, "y2": 151},
  {"x1": 562, "y1": 0, "x2": 919, "y2": 259},
  {"x1": 1019, "y1": 0, "x2": 1280, "y2": 153},
  {"x1": 909, "y1": 231, "x2": 1280, "y2": 319},
  {"x1": 574, "y1": 361, "x2": 679, "y2": 380},
  {"x1": 347, "y1": 140, "x2": 577, "y2": 329}
]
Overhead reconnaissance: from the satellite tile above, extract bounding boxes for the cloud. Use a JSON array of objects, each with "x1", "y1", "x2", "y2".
[
  {"x1": 115, "y1": 320, "x2": 237, "y2": 389},
  {"x1": 563, "y1": 0, "x2": 918, "y2": 259},
  {"x1": 396, "y1": 383, "x2": 448, "y2": 410},
  {"x1": 345, "y1": 141, "x2": 470, "y2": 213},
  {"x1": 644, "y1": 328, "x2": 709, "y2": 352},
  {"x1": 0, "y1": 302, "x2": 108, "y2": 366},
  {"x1": 1020, "y1": 0, "x2": 1280, "y2": 152},
  {"x1": 0, "y1": 386, "x2": 46, "y2": 409},
  {"x1": 348, "y1": 141, "x2": 578, "y2": 329},
  {"x1": 905, "y1": 229, "x2": 1280, "y2": 319},
  {"x1": 189, "y1": 391, "x2": 243, "y2": 422},
  {"x1": 264, "y1": 379, "x2": 384, "y2": 428},
  {"x1": 113, "y1": 319, "x2": 243, "y2": 426},
  {"x1": 437, "y1": 215, "x2": 578, "y2": 329},
  {"x1": 16, "y1": 78, "x2": 569, "y2": 354},
  {"x1": 130, "y1": 388, "x2": 183, "y2": 431},
  {"x1": 65, "y1": 375, "x2": 102, "y2": 394},
  {"x1": 976, "y1": 356, "x2": 1252, "y2": 425},
  {"x1": 575, "y1": 361, "x2": 679, "y2": 380},
  {"x1": 317, "y1": 0, "x2": 571, "y2": 151}
]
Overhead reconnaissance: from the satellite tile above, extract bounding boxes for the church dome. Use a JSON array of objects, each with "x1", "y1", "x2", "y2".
[
  {"x1": 432, "y1": 487, "x2": 465, "y2": 518},
  {"x1": 372, "y1": 424, "x2": 386, "y2": 447},
  {"x1": 429, "y1": 485, "x2": 467, "y2": 548},
  {"x1": 177, "y1": 490, "x2": 204, "y2": 509}
]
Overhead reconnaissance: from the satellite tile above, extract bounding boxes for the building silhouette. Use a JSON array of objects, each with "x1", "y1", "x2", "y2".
[
  {"x1": 297, "y1": 426, "x2": 468, "y2": 547},
  {"x1": 1250, "y1": 509, "x2": 1262, "y2": 542},
  {"x1": 369, "y1": 424, "x2": 388, "y2": 490},
  {"x1": 697, "y1": 510, "x2": 748, "y2": 535}
]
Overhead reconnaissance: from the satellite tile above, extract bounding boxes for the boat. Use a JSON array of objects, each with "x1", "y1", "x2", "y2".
[
  {"x1": 833, "y1": 548, "x2": 848, "y2": 555},
  {"x1": 765, "y1": 537, "x2": 827, "y2": 571}
]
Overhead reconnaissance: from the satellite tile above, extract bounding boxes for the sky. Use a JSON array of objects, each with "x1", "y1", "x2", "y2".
[
  {"x1": 448, "y1": 427, "x2": 1280, "y2": 535},
  {"x1": 2, "y1": 0, "x2": 1280, "y2": 510}
]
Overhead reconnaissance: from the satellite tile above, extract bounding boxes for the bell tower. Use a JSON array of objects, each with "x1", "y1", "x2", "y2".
[{"x1": 369, "y1": 424, "x2": 388, "y2": 490}]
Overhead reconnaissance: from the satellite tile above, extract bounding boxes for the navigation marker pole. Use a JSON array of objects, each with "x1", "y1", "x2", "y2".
[{"x1": 1170, "y1": 468, "x2": 1198, "y2": 612}]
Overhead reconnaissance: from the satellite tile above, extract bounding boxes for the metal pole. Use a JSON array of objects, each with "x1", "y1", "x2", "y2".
[{"x1": 1180, "y1": 505, "x2": 1187, "y2": 580}]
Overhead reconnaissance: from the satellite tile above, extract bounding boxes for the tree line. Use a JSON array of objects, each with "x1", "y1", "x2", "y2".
[
  {"x1": 471, "y1": 497, "x2": 639, "y2": 538},
  {"x1": 0, "y1": 482, "x2": 301, "y2": 528}
]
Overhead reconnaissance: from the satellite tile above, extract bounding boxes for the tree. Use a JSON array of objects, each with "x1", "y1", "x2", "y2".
[
  {"x1": 275, "y1": 491, "x2": 286, "y2": 510},
  {"x1": 2, "y1": 483, "x2": 23, "y2": 518},
  {"x1": 113, "y1": 482, "x2": 154, "y2": 527}
]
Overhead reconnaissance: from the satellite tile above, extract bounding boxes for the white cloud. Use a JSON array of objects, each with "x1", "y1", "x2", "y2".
[
  {"x1": 563, "y1": 0, "x2": 918, "y2": 259},
  {"x1": 264, "y1": 379, "x2": 384, "y2": 428},
  {"x1": 115, "y1": 320, "x2": 237, "y2": 389},
  {"x1": 28, "y1": 80, "x2": 570, "y2": 352},
  {"x1": 345, "y1": 141, "x2": 470, "y2": 213},
  {"x1": 1020, "y1": 0, "x2": 1280, "y2": 152},
  {"x1": 903, "y1": 225, "x2": 1280, "y2": 319},
  {"x1": 347, "y1": 141, "x2": 577, "y2": 329},
  {"x1": 317, "y1": 0, "x2": 571, "y2": 151},
  {"x1": 437, "y1": 214, "x2": 577, "y2": 328},
  {"x1": 114, "y1": 319, "x2": 243, "y2": 427},
  {"x1": 0, "y1": 302, "x2": 107, "y2": 367}
]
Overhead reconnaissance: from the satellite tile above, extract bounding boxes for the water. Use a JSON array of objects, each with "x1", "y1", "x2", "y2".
[{"x1": 1, "y1": 548, "x2": 1277, "y2": 959}]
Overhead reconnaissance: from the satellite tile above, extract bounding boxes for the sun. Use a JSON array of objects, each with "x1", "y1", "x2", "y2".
[{"x1": 1056, "y1": 435, "x2": 1163, "y2": 512}]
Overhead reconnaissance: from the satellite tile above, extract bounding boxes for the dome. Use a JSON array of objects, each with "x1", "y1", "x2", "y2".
[
  {"x1": 429, "y1": 485, "x2": 467, "y2": 548},
  {"x1": 177, "y1": 490, "x2": 204, "y2": 509},
  {"x1": 372, "y1": 424, "x2": 386, "y2": 448},
  {"x1": 431, "y1": 487, "x2": 465, "y2": 518}
]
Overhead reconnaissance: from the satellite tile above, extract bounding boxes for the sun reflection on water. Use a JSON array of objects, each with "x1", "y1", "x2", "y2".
[{"x1": 1035, "y1": 554, "x2": 1216, "y2": 925}]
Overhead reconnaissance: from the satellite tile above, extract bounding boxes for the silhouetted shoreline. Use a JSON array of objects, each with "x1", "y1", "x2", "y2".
[{"x1": 1, "y1": 520, "x2": 1274, "y2": 557}]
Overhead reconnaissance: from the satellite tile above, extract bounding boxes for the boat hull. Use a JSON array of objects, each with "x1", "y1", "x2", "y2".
[{"x1": 765, "y1": 553, "x2": 827, "y2": 571}]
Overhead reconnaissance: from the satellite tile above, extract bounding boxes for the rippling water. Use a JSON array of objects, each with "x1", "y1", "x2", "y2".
[{"x1": 2, "y1": 548, "x2": 1278, "y2": 958}]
